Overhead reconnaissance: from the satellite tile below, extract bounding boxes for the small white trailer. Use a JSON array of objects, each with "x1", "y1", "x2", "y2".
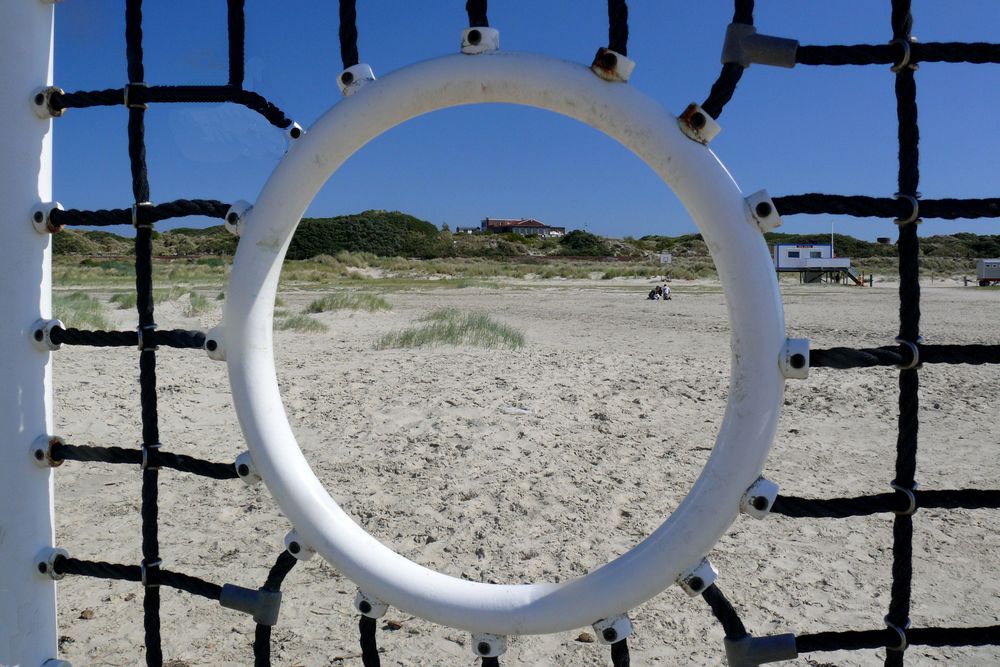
[{"x1": 977, "y1": 258, "x2": 1000, "y2": 286}]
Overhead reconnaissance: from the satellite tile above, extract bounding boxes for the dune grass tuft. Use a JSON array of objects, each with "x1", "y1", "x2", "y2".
[
  {"x1": 274, "y1": 313, "x2": 328, "y2": 333},
  {"x1": 109, "y1": 292, "x2": 137, "y2": 310},
  {"x1": 306, "y1": 292, "x2": 391, "y2": 313},
  {"x1": 184, "y1": 292, "x2": 212, "y2": 316},
  {"x1": 53, "y1": 292, "x2": 111, "y2": 330},
  {"x1": 376, "y1": 308, "x2": 523, "y2": 350}
]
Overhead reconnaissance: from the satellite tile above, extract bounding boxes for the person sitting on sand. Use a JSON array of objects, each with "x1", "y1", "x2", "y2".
[{"x1": 648, "y1": 287, "x2": 659, "y2": 300}]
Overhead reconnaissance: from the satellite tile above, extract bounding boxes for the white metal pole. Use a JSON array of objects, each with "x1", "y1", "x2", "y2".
[{"x1": 0, "y1": 1, "x2": 58, "y2": 665}]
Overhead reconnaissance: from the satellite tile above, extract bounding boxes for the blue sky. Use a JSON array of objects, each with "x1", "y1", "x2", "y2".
[{"x1": 52, "y1": 1, "x2": 1000, "y2": 241}]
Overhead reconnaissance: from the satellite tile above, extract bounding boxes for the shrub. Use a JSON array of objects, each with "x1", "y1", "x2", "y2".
[{"x1": 275, "y1": 314, "x2": 328, "y2": 332}]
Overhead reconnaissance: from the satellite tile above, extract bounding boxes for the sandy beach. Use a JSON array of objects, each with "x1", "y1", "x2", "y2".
[{"x1": 50, "y1": 279, "x2": 1000, "y2": 666}]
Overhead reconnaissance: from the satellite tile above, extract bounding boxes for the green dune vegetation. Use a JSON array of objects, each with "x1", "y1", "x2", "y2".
[
  {"x1": 375, "y1": 308, "x2": 525, "y2": 350},
  {"x1": 50, "y1": 209, "x2": 994, "y2": 291}
]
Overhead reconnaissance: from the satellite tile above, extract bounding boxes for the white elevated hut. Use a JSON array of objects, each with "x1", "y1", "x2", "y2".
[
  {"x1": 772, "y1": 243, "x2": 862, "y2": 285},
  {"x1": 977, "y1": 258, "x2": 1000, "y2": 286}
]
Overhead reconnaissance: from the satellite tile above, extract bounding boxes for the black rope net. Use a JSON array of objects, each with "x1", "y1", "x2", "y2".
[{"x1": 40, "y1": 0, "x2": 999, "y2": 665}]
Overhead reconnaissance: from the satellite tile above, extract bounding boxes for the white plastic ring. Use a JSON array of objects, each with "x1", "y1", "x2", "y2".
[{"x1": 224, "y1": 51, "x2": 785, "y2": 636}]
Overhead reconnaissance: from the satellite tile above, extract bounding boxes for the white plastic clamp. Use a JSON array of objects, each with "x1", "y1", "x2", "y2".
[
  {"x1": 37, "y1": 546, "x2": 69, "y2": 580},
  {"x1": 677, "y1": 558, "x2": 718, "y2": 597},
  {"x1": 746, "y1": 190, "x2": 782, "y2": 233},
  {"x1": 471, "y1": 633, "x2": 507, "y2": 658},
  {"x1": 337, "y1": 63, "x2": 377, "y2": 96},
  {"x1": 31, "y1": 86, "x2": 64, "y2": 119},
  {"x1": 205, "y1": 325, "x2": 226, "y2": 361},
  {"x1": 224, "y1": 200, "x2": 252, "y2": 237},
  {"x1": 591, "y1": 48, "x2": 635, "y2": 82},
  {"x1": 32, "y1": 318, "x2": 64, "y2": 352},
  {"x1": 286, "y1": 122, "x2": 304, "y2": 141},
  {"x1": 678, "y1": 102, "x2": 721, "y2": 144},
  {"x1": 234, "y1": 451, "x2": 261, "y2": 485},
  {"x1": 741, "y1": 476, "x2": 780, "y2": 519},
  {"x1": 461, "y1": 27, "x2": 500, "y2": 55},
  {"x1": 32, "y1": 201, "x2": 65, "y2": 234},
  {"x1": 353, "y1": 590, "x2": 389, "y2": 619},
  {"x1": 780, "y1": 338, "x2": 810, "y2": 379},
  {"x1": 284, "y1": 530, "x2": 316, "y2": 561},
  {"x1": 31, "y1": 435, "x2": 64, "y2": 469},
  {"x1": 592, "y1": 614, "x2": 633, "y2": 645}
]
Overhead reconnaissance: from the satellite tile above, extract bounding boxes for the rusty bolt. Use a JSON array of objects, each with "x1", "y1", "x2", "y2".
[{"x1": 689, "y1": 112, "x2": 707, "y2": 130}]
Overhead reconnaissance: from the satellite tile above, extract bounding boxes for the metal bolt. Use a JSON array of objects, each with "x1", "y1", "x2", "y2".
[
  {"x1": 288, "y1": 541, "x2": 301, "y2": 554},
  {"x1": 206, "y1": 339, "x2": 218, "y2": 352},
  {"x1": 289, "y1": 126, "x2": 302, "y2": 139},
  {"x1": 33, "y1": 210, "x2": 44, "y2": 223},
  {"x1": 359, "y1": 600, "x2": 372, "y2": 614},
  {"x1": 790, "y1": 353, "x2": 806, "y2": 369},
  {"x1": 752, "y1": 496, "x2": 769, "y2": 511},
  {"x1": 237, "y1": 463, "x2": 250, "y2": 477},
  {"x1": 602, "y1": 628, "x2": 618, "y2": 643},
  {"x1": 598, "y1": 51, "x2": 618, "y2": 70},
  {"x1": 34, "y1": 93, "x2": 45, "y2": 106},
  {"x1": 37, "y1": 562, "x2": 48, "y2": 574},
  {"x1": 468, "y1": 29, "x2": 482, "y2": 45},
  {"x1": 689, "y1": 112, "x2": 707, "y2": 130},
  {"x1": 34, "y1": 329, "x2": 44, "y2": 341},
  {"x1": 477, "y1": 641, "x2": 491, "y2": 655},
  {"x1": 341, "y1": 71, "x2": 354, "y2": 86},
  {"x1": 34, "y1": 448, "x2": 45, "y2": 461},
  {"x1": 755, "y1": 201, "x2": 773, "y2": 218},
  {"x1": 226, "y1": 212, "x2": 239, "y2": 225},
  {"x1": 688, "y1": 576, "x2": 704, "y2": 592}
]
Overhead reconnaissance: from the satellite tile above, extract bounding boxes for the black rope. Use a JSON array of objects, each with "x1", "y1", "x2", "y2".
[
  {"x1": 610, "y1": 638, "x2": 630, "y2": 667},
  {"x1": 797, "y1": 625, "x2": 1000, "y2": 653},
  {"x1": 810, "y1": 344, "x2": 1000, "y2": 369},
  {"x1": 50, "y1": 199, "x2": 229, "y2": 228},
  {"x1": 701, "y1": 0, "x2": 753, "y2": 119},
  {"x1": 50, "y1": 85, "x2": 292, "y2": 129},
  {"x1": 607, "y1": 0, "x2": 629, "y2": 56},
  {"x1": 466, "y1": 0, "x2": 488, "y2": 27},
  {"x1": 702, "y1": 584, "x2": 749, "y2": 641},
  {"x1": 773, "y1": 194, "x2": 1000, "y2": 219},
  {"x1": 53, "y1": 556, "x2": 223, "y2": 601},
  {"x1": 359, "y1": 615, "x2": 381, "y2": 667},
  {"x1": 227, "y1": 0, "x2": 245, "y2": 86},
  {"x1": 339, "y1": 0, "x2": 360, "y2": 69},
  {"x1": 50, "y1": 442, "x2": 239, "y2": 480},
  {"x1": 253, "y1": 552, "x2": 298, "y2": 667},
  {"x1": 797, "y1": 41, "x2": 1000, "y2": 67},
  {"x1": 772, "y1": 489, "x2": 1000, "y2": 519},
  {"x1": 48, "y1": 327, "x2": 205, "y2": 349}
]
